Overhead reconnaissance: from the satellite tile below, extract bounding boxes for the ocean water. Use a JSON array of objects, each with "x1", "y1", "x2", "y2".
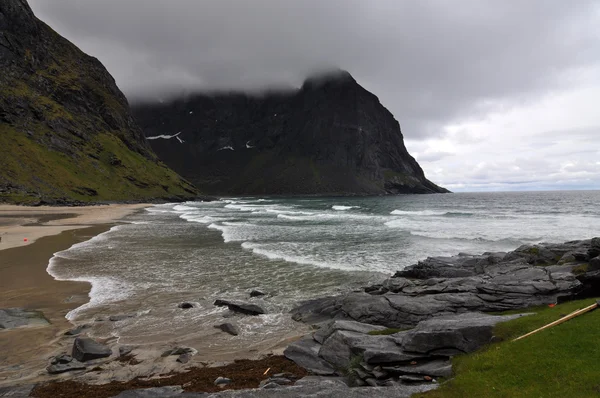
[{"x1": 47, "y1": 191, "x2": 600, "y2": 352}]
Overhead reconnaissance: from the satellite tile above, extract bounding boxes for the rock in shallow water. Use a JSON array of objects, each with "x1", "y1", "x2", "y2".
[
  {"x1": 72, "y1": 337, "x2": 112, "y2": 362},
  {"x1": 214, "y1": 299, "x2": 266, "y2": 315},
  {"x1": 109, "y1": 314, "x2": 136, "y2": 322},
  {"x1": 215, "y1": 322, "x2": 240, "y2": 336}
]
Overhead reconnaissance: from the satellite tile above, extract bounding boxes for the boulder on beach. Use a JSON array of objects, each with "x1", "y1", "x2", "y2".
[
  {"x1": 214, "y1": 299, "x2": 266, "y2": 315},
  {"x1": 72, "y1": 337, "x2": 112, "y2": 362}
]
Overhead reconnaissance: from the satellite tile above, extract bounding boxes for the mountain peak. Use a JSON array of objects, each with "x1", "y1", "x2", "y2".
[
  {"x1": 132, "y1": 70, "x2": 449, "y2": 195},
  {"x1": 301, "y1": 69, "x2": 357, "y2": 90}
]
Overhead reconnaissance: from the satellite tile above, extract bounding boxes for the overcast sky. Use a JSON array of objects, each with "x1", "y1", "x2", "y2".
[{"x1": 29, "y1": 0, "x2": 600, "y2": 192}]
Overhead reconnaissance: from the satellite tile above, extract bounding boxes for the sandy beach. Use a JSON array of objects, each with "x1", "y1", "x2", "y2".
[
  {"x1": 0, "y1": 204, "x2": 149, "y2": 385},
  {"x1": 0, "y1": 204, "x2": 149, "y2": 251}
]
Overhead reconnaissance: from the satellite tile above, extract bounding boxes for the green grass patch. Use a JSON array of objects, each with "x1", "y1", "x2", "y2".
[
  {"x1": 0, "y1": 125, "x2": 195, "y2": 203},
  {"x1": 572, "y1": 263, "x2": 589, "y2": 275},
  {"x1": 418, "y1": 298, "x2": 600, "y2": 398}
]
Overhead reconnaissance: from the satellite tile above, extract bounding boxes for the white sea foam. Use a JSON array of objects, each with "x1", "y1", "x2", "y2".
[
  {"x1": 332, "y1": 205, "x2": 359, "y2": 211},
  {"x1": 390, "y1": 209, "x2": 447, "y2": 216},
  {"x1": 240, "y1": 242, "x2": 356, "y2": 272},
  {"x1": 46, "y1": 225, "x2": 135, "y2": 321},
  {"x1": 180, "y1": 213, "x2": 219, "y2": 224},
  {"x1": 63, "y1": 277, "x2": 134, "y2": 320},
  {"x1": 173, "y1": 204, "x2": 197, "y2": 212}
]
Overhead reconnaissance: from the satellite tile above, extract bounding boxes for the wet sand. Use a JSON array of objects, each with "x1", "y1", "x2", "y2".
[
  {"x1": 0, "y1": 226, "x2": 111, "y2": 384},
  {"x1": 0, "y1": 205, "x2": 148, "y2": 385}
]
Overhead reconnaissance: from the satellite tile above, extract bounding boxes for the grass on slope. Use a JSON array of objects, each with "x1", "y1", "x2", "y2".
[
  {"x1": 0, "y1": 125, "x2": 195, "y2": 203},
  {"x1": 418, "y1": 298, "x2": 600, "y2": 398}
]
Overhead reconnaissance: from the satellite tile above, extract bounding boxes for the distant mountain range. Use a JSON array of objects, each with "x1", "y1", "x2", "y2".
[
  {"x1": 132, "y1": 71, "x2": 448, "y2": 195},
  {"x1": 0, "y1": 0, "x2": 197, "y2": 204}
]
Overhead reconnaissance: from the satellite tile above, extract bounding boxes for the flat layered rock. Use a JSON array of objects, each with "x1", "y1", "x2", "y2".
[
  {"x1": 0, "y1": 384, "x2": 35, "y2": 397},
  {"x1": 199, "y1": 377, "x2": 437, "y2": 397},
  {"x1": 382, "y1": 359, "x2": 453, "y2": 378},
  {"x1": 47, "y1": 354, "x2": 86, "y2": 374},
  {"x1": 283, "y1": 338, "x2": 336, "y2": 375},
  {"x1": 291, "y1": 239, "x2": 596, "y2": 329},
  {"x1": 313, "y1": 320, "x2": 387, "y2": 344},
  {"x1": 0, "y1": 308, "x2": 48, "y2": 330},
  {"x1": 401, "y1": 313, "x2": 528, "y2": 356}
]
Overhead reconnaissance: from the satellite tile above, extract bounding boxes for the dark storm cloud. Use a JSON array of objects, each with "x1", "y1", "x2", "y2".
[{"x1": 29, "y1": 0, "x2": 600, "y2": 139}]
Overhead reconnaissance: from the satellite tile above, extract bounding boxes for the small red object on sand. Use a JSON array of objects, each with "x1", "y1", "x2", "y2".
[
  {"x1": 24, "y1": 238, "x2": 28, "y2": 242},
  {"x1": 548, "y1": 303, "x2": 556, "y2": 308}
]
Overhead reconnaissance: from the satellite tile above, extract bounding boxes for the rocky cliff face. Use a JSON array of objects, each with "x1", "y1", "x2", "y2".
[
  {"x1": 132, "y1": 71, "x2": 448, "y2": 196},
  {"x1": 0, "y1": 0, "x2": 197, "y2": 204}
]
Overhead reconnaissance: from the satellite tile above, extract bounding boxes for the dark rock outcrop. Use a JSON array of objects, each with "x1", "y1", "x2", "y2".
[
  {"x1": 285, "y1": 313, "x2": 526, "y2": 387},
  {"x1": 132, "y1": 70, "x2": 448, "y2": 196},
  {"x1": 291, "y1": 239, "x2": 598, "y2": 328},
  {"x1": 0, "y1": 0, "x2": 197, "y2": 204},
  {"x1": 72, "y1": 337, "x2": 112, "y2": 362}
]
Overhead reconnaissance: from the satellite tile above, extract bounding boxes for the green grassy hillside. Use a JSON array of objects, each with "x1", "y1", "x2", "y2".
[
  {"x1": 0, "y1": 0, "x2": 198, "y2": 204},
  {"x1": 418, "y1": 298, "x2": 600, "y2": 398}
]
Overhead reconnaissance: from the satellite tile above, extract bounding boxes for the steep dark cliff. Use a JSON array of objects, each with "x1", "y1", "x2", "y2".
[
  {"x1": 132, "y1": 71, "x2": 448, "y2": 195},
  {"x1": 0, "y1": 0, "x2": 197, "y2": 204}
]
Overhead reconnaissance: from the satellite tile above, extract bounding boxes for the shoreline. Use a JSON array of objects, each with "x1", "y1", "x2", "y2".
[
  {"x1": 0, "y1": 225, "x2": 112, "y2": 385},
  {"x1": 0, "y1": 204, "x2": 150, "y2": 251},
  {"x1": 0, "y1": 204, "x2": 149, "y2": 386},
  {"x1": 0, "y1": 204, "x2": 308, "y2": 389}
]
